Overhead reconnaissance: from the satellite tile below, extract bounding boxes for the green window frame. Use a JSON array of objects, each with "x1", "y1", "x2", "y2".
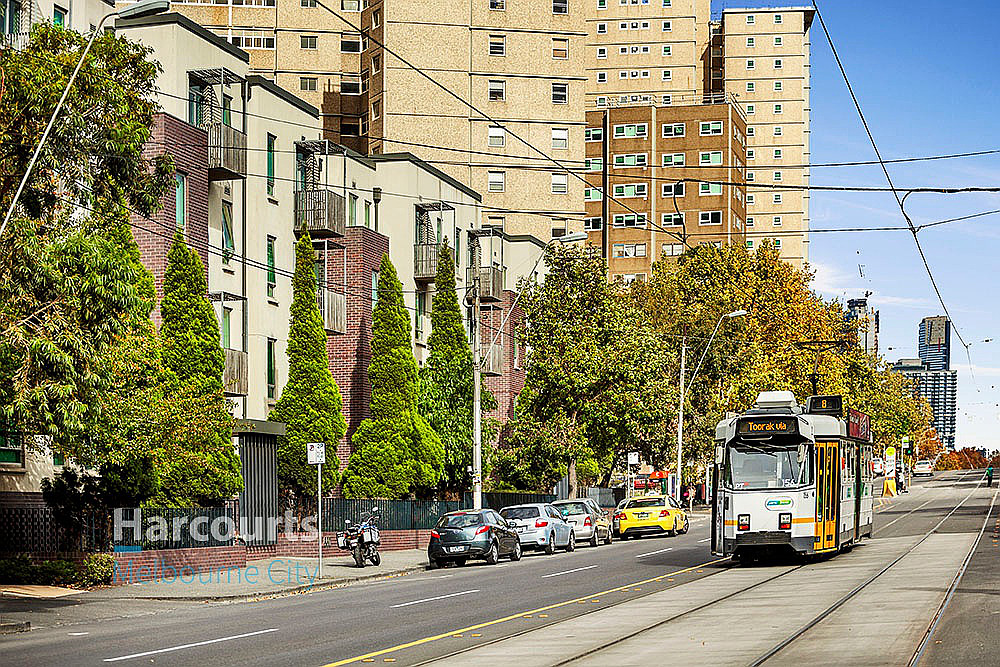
[
  {"x1": 266, "y1": 338, "x2": 276, "y2": 400},
  {"x1": 222, "y1": 201, "x2": 235, "y2": 263},
  {"x1": 174, "y1": 173, "x2": 186, "y2": 230},
  {"x1": 0, "y1": 428, "x2": 23, "y2": 465},
  {"x1": 415, "y1": 292, "x2": 426, "y2": 339},
  {"x1": 221, "y1": 307, "x2": 232, "y2": 349},
  {"x1": 266, "y1": 133, "x2": 276, "y2": 196},
  {"x1": 266, "y1": 236, "x2": 276, "y2": 298},
  {"x1": 222, "y1": 95, "x2": 232, "y2": 127}
]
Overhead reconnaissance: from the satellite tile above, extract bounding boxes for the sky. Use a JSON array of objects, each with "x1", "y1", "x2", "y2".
[{"x1": 733, "y1": 1, "x2": 1000, "y2": 449}]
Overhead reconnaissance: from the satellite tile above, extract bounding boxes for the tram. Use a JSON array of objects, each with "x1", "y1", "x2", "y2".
[{"x1": 711, "y1": 391, "x2": 875, "y2": 561}]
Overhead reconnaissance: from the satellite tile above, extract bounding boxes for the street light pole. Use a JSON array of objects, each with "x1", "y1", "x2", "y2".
[
  {"x1": 0, "y1": 0, "x2": 170, "y2": 239},
  {"x1": 674, "y1": 309, "x2": 747, "y2": 501},
  {"x1": 469, "y1": 230, "x2": 587, "y2": 510}
]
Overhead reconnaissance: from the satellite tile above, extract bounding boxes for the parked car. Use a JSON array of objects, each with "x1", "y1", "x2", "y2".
[
  {"x1": 913, "y1": 459, "x2": 934, "y2": 477},
  {"x1": 611, "y1": 497, "x2": 630, "y2": 536},
  {"x1": 427, "y1": 509, "x2": 521, "y2": 568},
  {"x1": 872, "y1": 457, "x2": 884, "y2": 476},
  {"x1": 614, "y1": 495, "x2": 688, "y2": 540},
  {"x1": 499, "y1": 503, "x2": 576, "y2": 554},
  {"x1": 552, "y1": 498, "x2": 613, "y2": 547}
]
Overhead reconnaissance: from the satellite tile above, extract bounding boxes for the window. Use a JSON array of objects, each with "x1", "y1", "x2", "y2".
[
  {"x1": 489, "y1": 34, "x2": 506, "y2": 56},
  {"x1": 747, "y1": 149, "x2": 756, "y2": 160},
  {"x1": 747, "y1": 172, "x2": 755, "y2": 181},
  {"x1": 774, "y1": 58, "x2": 783, "y2": 69},
  {"x1": 773, "y1": 171, "x2": 782, "y2": 182},
  {"x1": 774, "y1": 80, "x2": 783, "y2": 92},
  {"x1": 365, "y1": 201, "x2": 372, "y2": 228},
  {"x1": 597, "y1": 0, "x2": 606, "y2": 7},
  {"x1": 661, "y1": 70, "x2": 672, "y2": 81},
  {"x1": 0, "y1": 428, "x2": 24, "y2": 466},
  {"x1": 551, "y1": 83, "x2": 568, "y2": 104},
  {"x1": 266, "y1": 133, "x2": 276, "y2": 196},
  {"x1": 552, "y1": 127, "x2": 569, "y2": 149},
  {"x1": 266, "y1": 338, "x2": 276, "y2": 400},
  {"x1": 341, "y1": 35, "x2": 361, "y2": 52},
  {"x1": 222, "y1": 95, "x2": 232, "y2": 126},
  {"x1": 342, "y1": 78, "x2": 361, "y2": 95},
  {"x1": 746, "y1": 59, "x2": 755, "y2": 70},
  {"x1": 613, "y1": 243, "x2": 647, "y2": 258},
  {"x1": 553, "y1": 0, "x2": 568, "y2": 13},
  {"x1": 700, "y1": 182, "x2": 723, "y2": 196},
  {"x1": 488, "y1": 171, "x2": 506, "y2": 192},
  {"x1": 371, "y1": 270, "x2": 379, "y2": 304},
  {"x1": 488, "y1": 126, "x2": 505, "y2": 147},
  {"x1": 773, "y1": 216, "x2": 782, "y2": 226},
  {"x1": 774, "y1": 103, "x2": 783, "y2": 114},
  {"x1": 301, "y1": 35, "x2": 318, "y2": 49},
  {"x1": 700, "y1": 121, "x2": 723, "y2": 136},
  {"x1": 584, "y1": 187, "x2": 603, "y2": 201},
  {"x1": 662, "y1": 152, "x2": 685, "y2": 166},
  {"x1": 490, "y1": 0, "x2": 504, "y2": 9},
  {"x1": 613, "y1": 123, "x2": 647, "y2": 138},
  {"x1": 415, "y1": 292, "x2": 427, "y2": 340},
  {"x1": 774, "y1": 126, "x2": 783, "y2": 136},
  {"x1": 662, "y1": 243, "x2": 683, "y2": 257},
  {"x1": 372, "y1": 9, "x2": 381, "y2": 27},
  {"x1": 612, "y1": 213, "x2": 648, "y2": 228},
  {"x1": 774, "y1": 36, "x2": 783, "y2": 47},
  {"x1": 349, "y1": 194, "x2": 358, "y2": 225},
  {"x1": 300, "y1": 77, "x2": 317, "y2": 91},
  {"x1": 746, "y1": 82, "x2": 755, "y2": 93},
  {"x1": 621, "y1": 273, "x2": 645, "y2": 285},
  {"x1": 53, "y1": 5, "x2": 67, "y2": 27},
  {"x1": 746, "y1": 104, "x2": 755, "y2": 115},
  {"x1": 746, "y1": 240, "x2": 754, "y2": 249},
  {"x1": 172, "y1": 173, "x2": 187, "y2": 231},
  {"x1": 700, "y1": 151, "x2": 722, "y2": 165},
  {"x1": 774, "y1": 238, "x2": 782, "y2": 249},
  {"x1": 222, "y1": 201, "x2": 235, "y2": 263},
  {"x1": 774, "y1": 13, "x2": 782, "y2": 24},
  {"x1": 612, "y1": 183, "x2": 647, "y2": 198},
  {"x1": 699, "y1": 211, "x2": 722, "y2": 225},
  {"x1": 746, "y1": 37, "x2": 755, "y2": 47},
  {"x1": 747, "y1": 126, "x2": 755, "y2": 137},
  {"x1": 662, "y1": 20, "x2": 671, "y2": 31},
  {"x1": 597, "y1": 47, "x2": 607, "y2": 58},
  {"x1": 340, "y1": 0, "x2": 358, "y2": 8},
  {"x1": 662, "y1": 182, "x2": 684, "y2": 197},
  {"x1": 613, "y1": 153, "x2": 648, "y2": 168},
  {"x1": 597, "y1": 22, "x2": 607, "y2": 34},
  {"x1": 662, "y1": 123, "x2": 685, "y2": 138},
  {"x1": 488, "y1": 80, "x2": 506, "y2": 101},
  {"x1": 551, "y1": 173, "x2": 568, "y2": 193},
  {"x1": 662, "y1": 213, "x2": 684, "y2": 226},
  {"x1": 221, "y1": 307, "x2": 232, "y2": 349},
  {"x1": 662, "y1": 45, "x2": 671, "y2": 56},
  {"x1": 552, "y1": 37, "x2": 568, "y2": 59},
  {"x1": 746, "y1": 14, "x2": 755, "y2": 24},
  {"x1": 266, "y1": 236, "x2": 276, "y2": 298},
  {"x1": 773, "y1": 193, "x2": 782, "y2": 204},
  {"x1": 585, "y1": 127, "x2": 603, "y2": 142},
  {"x1": 662, "y1": 0, "x2": 671, "y2": 5},
  {"x1": 773, "y1": 148, "x2": 783, "y2": 159},
  {"x1": 372, "y1": 55, "x2": 381, "y2": 74},
  {"x1": 584, "y1": 217, "x2": 602, "y2": 231},
  {"x1": 341, "y1": 121, "x2": 360, "y2": 136},
  {"x1": 746, "y1": 216, "x2": 756, "y2": 227},
  {"x1": 597, "y1": 72, "x2": 607, "y2": 83}
]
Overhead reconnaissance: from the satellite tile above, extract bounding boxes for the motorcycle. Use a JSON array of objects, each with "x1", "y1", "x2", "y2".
[{"x1": 337, "y1": 507, "x2": 382, "y2": 568}]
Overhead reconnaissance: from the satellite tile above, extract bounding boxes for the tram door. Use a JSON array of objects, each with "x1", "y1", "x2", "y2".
[{"x1": 815, "y1": 441, "x2": 839, "y2": 551}]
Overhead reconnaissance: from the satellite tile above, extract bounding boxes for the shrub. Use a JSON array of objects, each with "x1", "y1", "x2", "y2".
[
  {"x1": 79, "y1": 553, "x2": 116, "y2": 587},
  {"x1": 0, "y1": 557, "x2": 80, "y2": 586},
  {"x1": 0, "y1": 555, "x2": 37, "y2": 584}
]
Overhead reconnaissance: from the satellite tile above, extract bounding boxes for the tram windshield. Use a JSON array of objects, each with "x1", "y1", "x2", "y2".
[{"x1": 725, "y1": 441, "x2": 811, "y2": 490}]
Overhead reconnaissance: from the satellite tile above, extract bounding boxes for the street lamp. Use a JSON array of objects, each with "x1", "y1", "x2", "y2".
[
  {"x1": 470, "y1": 230, "x2": 588, "y2": 509},
  {"x1": 674, "y1": 309, "x2": 746, "y2": 501},
  {"x1": 0, "y1": 0, "x2": 170, "y2": 239}
]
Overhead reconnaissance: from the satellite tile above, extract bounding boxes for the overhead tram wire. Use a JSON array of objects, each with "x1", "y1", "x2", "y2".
[{"x1": 812, "y1": 0, "x2": 977, "y2": 386}]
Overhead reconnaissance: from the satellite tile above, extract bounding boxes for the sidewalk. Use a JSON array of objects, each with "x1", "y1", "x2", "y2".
[{"x1": 86, "y1": 548, "x2": 428, "y2": 601}]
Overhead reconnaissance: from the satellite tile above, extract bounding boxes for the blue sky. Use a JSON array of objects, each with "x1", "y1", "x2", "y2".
[{"x1": 737, "y1": 1, "x2": 1000, "y2": 449}]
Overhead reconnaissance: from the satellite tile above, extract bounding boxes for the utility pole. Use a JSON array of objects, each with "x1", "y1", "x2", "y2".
[
  {"x1": 471, "y1": 237, "x2": 483, "y2": 510},
  {"x1": 675, "y1": 336, "x2": 686, "y2": 502},
  {"x1": 601, "y1": 109, "x2": 609, "y2": 262}
]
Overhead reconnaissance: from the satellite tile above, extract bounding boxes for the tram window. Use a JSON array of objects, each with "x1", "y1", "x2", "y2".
[{"x1": 725, "y1": 442, "x2": 811, "y2": 490}]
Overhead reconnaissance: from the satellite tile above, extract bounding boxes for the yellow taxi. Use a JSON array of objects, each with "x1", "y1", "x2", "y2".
[{"x1": 614, "y1": 494, "x2": 689, "y2": 540}]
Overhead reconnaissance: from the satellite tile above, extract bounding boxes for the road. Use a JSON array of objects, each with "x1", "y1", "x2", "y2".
[{"x1": 1, "y1": 471, "x2": 995, "y2": 666}]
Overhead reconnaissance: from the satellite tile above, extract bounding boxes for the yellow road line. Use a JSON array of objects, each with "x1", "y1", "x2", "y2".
[{"x1": 319, "y1": 557, "x2": 728, "y2": 667}]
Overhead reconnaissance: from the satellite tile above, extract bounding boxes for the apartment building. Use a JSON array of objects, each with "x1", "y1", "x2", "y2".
[
  {"x1": 584, "y1": 96, "x2": 746, "y2": 281},
  {"x1": 3, "y1": 0, "x2": 113, "y2": 37},
  {"x1": 585, "y1": 2, "x2": 812, "y2": 265}
]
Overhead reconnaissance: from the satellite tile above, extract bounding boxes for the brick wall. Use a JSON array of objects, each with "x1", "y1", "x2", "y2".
[
  {"x1": 245, "y1": 529, "x2": 431, "y2": 560},
  {"x1": 483, "y1": 289, "x2": 526, "y2": 431},
  {"x1": 133, "y1": 112, "x2": 211, "y2": 324},
  {"x1": 112, "y1": 544, "x2": 247, "y2": 585}
]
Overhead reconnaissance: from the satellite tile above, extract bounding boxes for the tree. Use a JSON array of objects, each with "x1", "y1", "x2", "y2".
[
  {"x1": 270, "y1": 233, "x2": 346, "y2": 499},
  {"x1": 0, "y1": 25, "x2": 172, "y2": 452},
  {"x1": 419, "y1": 242, "x2": 497, "y2": 493},
  {"x1": 341, "y1": 255, "x2": 445, "y2": 498}
]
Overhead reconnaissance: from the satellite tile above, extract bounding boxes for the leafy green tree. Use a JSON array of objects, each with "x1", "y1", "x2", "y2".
[
  {"x1": 0, "y1": 25, "x2": 172, "y2": 452},
  {"x1": 270, "y1": 233, "x2": 346, "y2": 498},
  {"x1": 419, "y1": 242, "x2": 497, "y2": 493},
  {"x1": 342, "y1": 255, "x2": 445, "y2": 498}
]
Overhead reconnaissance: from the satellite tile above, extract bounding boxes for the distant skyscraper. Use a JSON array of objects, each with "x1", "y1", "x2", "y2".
[
  {"x1": 918, "y1": 316, "x2": 951, "y2": 371},
  {"x1": 845, "y1": 297, "x2": 878, "y2": 356}
]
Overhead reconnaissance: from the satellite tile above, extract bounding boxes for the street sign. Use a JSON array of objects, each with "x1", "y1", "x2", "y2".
[
  {"x1": 627, "y1": 452, "x2": 639, "y2": 466},
  {"x1": 848, "y1": 409, "x2": 872, "y2": 442},
  {"x1": 885, "y1": 446, "x2": 896, "y2": 480},
  {"x1": 307, "y1": 442, "x2": 326, "y2": 465}
]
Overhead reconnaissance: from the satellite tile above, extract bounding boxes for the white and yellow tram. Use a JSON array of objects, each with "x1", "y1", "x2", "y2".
[{"x1": 712, "y1": 391, "x2": 875, "y2": 561}]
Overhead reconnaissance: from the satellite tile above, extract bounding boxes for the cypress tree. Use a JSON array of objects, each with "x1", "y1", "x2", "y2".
[
  {"x1": 419, "y1": 242, "x2": 497, "y2": 492},
  {"x1": 269, "y1": 233, "x2": 346, "y2": 497},
  {"x1": 342, "y1": 254, "x2": 445, "y2": 498}
]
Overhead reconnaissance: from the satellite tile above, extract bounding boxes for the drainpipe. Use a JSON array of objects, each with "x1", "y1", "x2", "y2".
[{"x1": 241, "y1": 78, "x2": 248, "y2": 419}]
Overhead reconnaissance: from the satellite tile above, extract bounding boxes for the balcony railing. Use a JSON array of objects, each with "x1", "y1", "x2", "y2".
[
  {"x1": 318, "y1": 290, "x2": 346, "y2": 334},
  {"x1": 480, "y1": 342, "x2": 503, "y2": 377},
  {"x1": 223, "y1": 348, "x2": 248, "y2": 396},
  {"x1": 467, "y1": 265, "x2": 505, "y2": 303},
  {"x1": 414, "y1": 243, "x2": 452, "y2": 282},
  {"x1": 295, "y1": 189, "x2": 346, "y2": 237},
  {"x1": 208, "y1": 122, "x2": 247, "y2": 180}
]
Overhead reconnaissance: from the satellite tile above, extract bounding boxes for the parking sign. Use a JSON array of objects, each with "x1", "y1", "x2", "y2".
[{"x1": 307, "y1": 442, "x2": 326, "y2": 465}]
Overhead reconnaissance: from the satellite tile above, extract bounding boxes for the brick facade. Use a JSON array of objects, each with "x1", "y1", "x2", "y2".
[
  {"x1": 133, "y1": 112, "x2": 212, "y2": 324},
  {"x1": 483, "y1": 289, "x2": 527, "y2": 429}
]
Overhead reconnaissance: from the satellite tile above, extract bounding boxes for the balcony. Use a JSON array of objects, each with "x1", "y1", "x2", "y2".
[
  {"x1": 207, "y1": 122, "x2": 247, "y2": 181},
  {"x1": 318, "y1": 290, "x2": 347, "y2": 334},
  {"x1": 295, "y1": 189, "x2": 346, "y2": 238},
  {"x1": 467, "y1": 265, "x2": 505, "y2": 303},
  {"x1": 414, "y1": 243, "x2": 452, "y2": 283},
  {"x1": 223, "y1": 348, "x2": 248, "y2": 396},
  {"x1": 479, "y1": 342, "x2": 503, "y2": 377}
]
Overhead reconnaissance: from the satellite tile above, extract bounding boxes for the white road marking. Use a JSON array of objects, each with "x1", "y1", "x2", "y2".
[
  {"x1": 697, "y1": 538, "x2": 711, "y2": 543},
  {"x1": 635, "y1": 547, "x2": 674, "y2": 558},
  {"x1": 390, "y1": 590, "x2": 479, "y2": 608},
  {"x1": 541, "y1": 565, "x2": 599, "y2": 578},
  {"x1": 103, "y1": 628, "x2": 279, "y2": 662},
  {"x1": 68, "y1": 632, "x2": 89, "y2": 636}
]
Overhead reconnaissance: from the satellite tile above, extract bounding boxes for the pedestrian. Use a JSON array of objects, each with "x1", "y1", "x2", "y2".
[{"x1": 987, "y1": 465, "x2": 994, "y2": 488}]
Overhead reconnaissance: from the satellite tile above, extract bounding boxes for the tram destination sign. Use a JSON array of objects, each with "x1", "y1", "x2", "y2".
[{"x1": 737, "y1": 417, "x2": 798, "y2": 436}]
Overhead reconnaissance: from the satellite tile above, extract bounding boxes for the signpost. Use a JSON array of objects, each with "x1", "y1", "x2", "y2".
[
  {"x1": 307, "y1": 442, "x2": 326, "y2": 579},
  {"x1": 884, "y1": 445, "x2": 897, "y2": 497}
]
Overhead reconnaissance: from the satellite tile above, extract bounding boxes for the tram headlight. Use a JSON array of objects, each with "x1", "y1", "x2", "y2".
[
  {"x1": 779, "y1": 513, "x2": 792, "y2": 530},
  {"x1": 737, "y1": 514, "x2": 750, "y2": 531}
]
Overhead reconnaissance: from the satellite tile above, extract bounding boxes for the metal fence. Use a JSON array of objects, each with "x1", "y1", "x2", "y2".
[
  {"x1": 0, "y1": 506, "x2": 109, "y2": 554},
  {"x1": 113, "y1": 506, "x2": 236, "y2": 550}
]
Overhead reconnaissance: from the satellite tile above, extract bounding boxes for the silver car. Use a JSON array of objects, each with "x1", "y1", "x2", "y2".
[
  {"x1": 552, "y1": 498, "x2": 613, "y2": 547},
  {"x1": 499, "y1": 503, "x2": 576, "y2": 554}
]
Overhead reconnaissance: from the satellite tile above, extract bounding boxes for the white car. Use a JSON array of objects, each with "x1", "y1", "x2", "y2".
[
  {"x1": 913, "y1": 459, "x2": 934, "y2": 477},
  {"x1": 872, "y1": 457, "x2": 884, "y2": 476}
]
